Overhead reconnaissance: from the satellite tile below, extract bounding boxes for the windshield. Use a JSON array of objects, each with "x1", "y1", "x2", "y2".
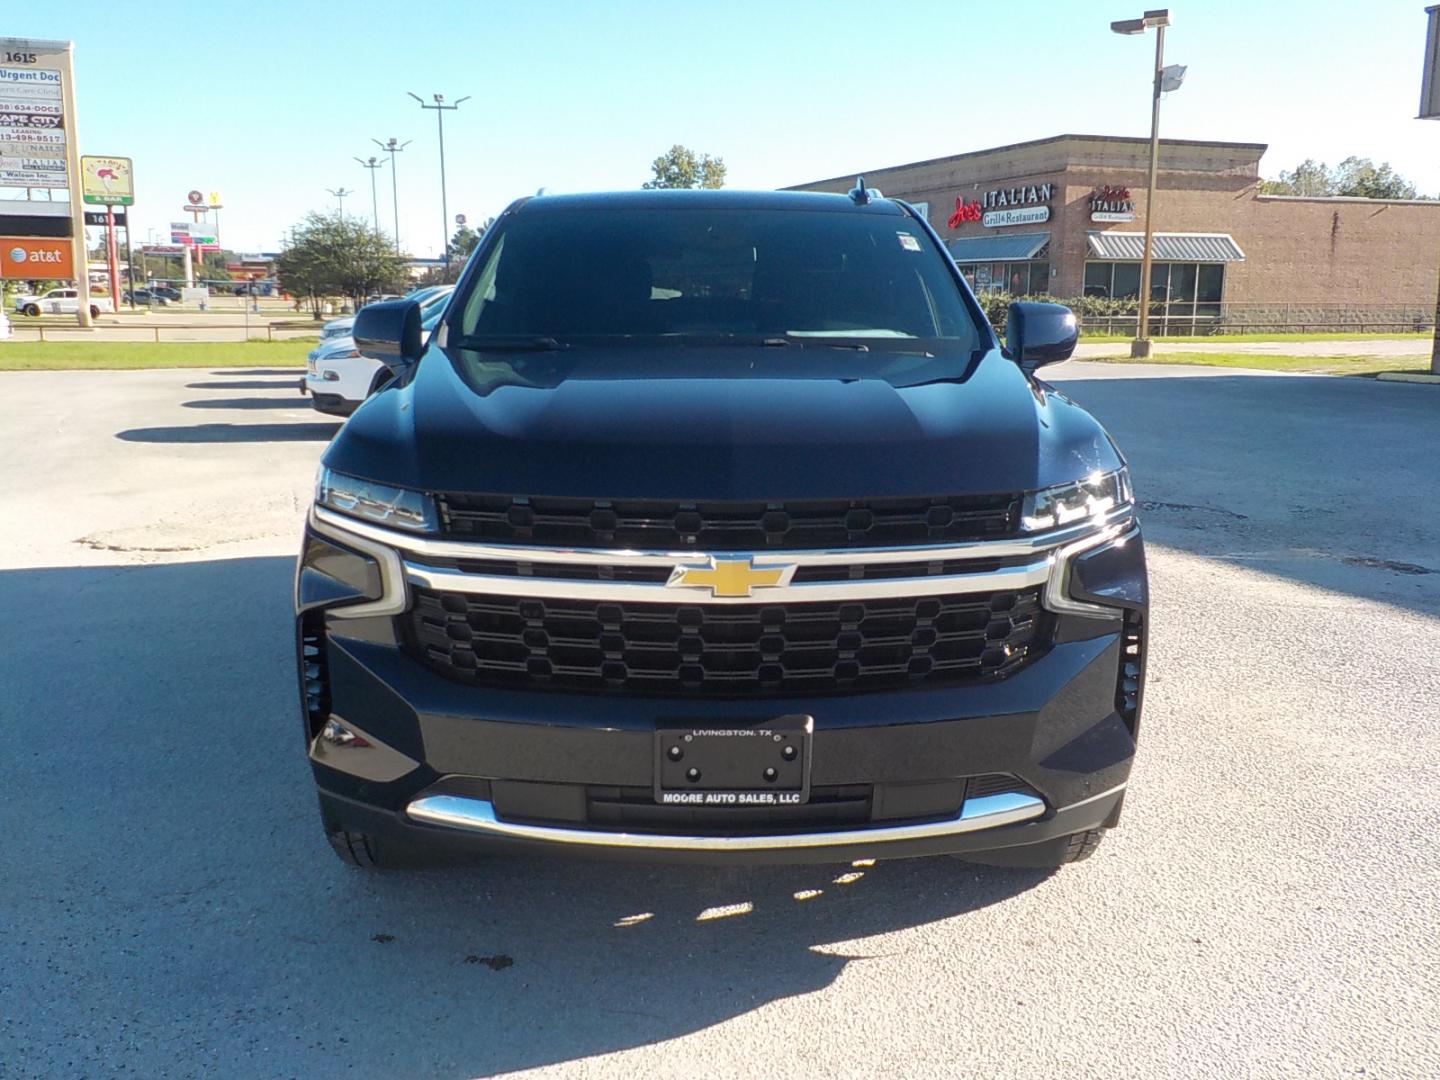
[{"x1": 452, "y1": 206, "x2": 982, "y2": 357}]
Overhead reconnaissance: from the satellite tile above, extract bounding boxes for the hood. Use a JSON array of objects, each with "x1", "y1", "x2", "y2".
[{"x1": 325, "y1": 345, "x2": 1120, "y2": 501}]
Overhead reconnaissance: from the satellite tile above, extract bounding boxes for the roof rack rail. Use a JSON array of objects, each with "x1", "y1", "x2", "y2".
[{"x1": 848, "y1": 176, "x2": 882, "y2": 205}]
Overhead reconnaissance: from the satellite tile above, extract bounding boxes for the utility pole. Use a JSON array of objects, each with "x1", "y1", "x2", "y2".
[
  {"x1": 355, "y1": 156, "x2": 384, "y2": 237},
  {"x1": 1111, "y1": 9, "x2": 1173, "y2": 358},
  {"x1": 407, "y1": 92, "x2": 470, "y2": 272},
  {"x1": 326, "y1": 186, "x2": 353, "y2": 217},
  {"x1": 373, "y1": 137, "x2": 411, "y2": 254}
]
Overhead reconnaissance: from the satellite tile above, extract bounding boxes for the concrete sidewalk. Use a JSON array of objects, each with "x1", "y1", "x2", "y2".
[{"x1": 1074, "y1": 337, "x2": 1431, "y2": 359}]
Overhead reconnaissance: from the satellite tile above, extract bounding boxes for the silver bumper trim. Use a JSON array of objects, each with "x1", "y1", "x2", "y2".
[
  {"x1": 404, "y1": 790, "x2": 1048, "y2": 852},
  {"x1": 402, "y1": 557, "x2": 1052, "y2": 604}
]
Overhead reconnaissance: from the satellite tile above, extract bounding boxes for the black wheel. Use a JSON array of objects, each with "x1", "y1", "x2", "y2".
[
  {"x1": 23, "y1": 304, "x2": 39, "y2": 317},
  {"x1": 955, "y1": 828, "x2": 1107, "y2": 868},
  {"x1": 326, "y1": 827, "x2": 386, "y2": 868},
  {"x1": 1057, "y1": 829, "x2": 1105, "y2": 863},
  {"x1": 89, "y1": 305, "x2": 100, "y2": 318}
]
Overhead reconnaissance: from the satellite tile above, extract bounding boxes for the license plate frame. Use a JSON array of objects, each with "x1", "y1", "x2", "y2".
[{"x1": 653, "y1": 714, "x2": 813, "y2": 806}]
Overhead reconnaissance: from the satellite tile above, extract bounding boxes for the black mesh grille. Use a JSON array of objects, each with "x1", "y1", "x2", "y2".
[
  {"x1": 436, "y1": 492, "x2": 1023, "y2": 549},
  {"x1": 406, "y1": 588, "x2": 1047, "y2": 696}
]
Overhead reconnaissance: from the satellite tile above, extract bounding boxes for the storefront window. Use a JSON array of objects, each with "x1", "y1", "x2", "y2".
[
  {"x1": 1083, "y1": 260, "x2": 1228, "y2": 332},
  {"x1": 956, "y1": 259, "x2": 1049, "y2": 295}
]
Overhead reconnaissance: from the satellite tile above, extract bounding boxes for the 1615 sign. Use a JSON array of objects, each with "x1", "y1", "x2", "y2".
[{"x1": 1090, "y1": 185, "x2": 1135, "y2": 222}]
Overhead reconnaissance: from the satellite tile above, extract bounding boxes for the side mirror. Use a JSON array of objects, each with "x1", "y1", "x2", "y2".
[
  {"x1": 1005, "y1": 301, "x2": 1079, "y2": 372},
  {"x1": 353, "y1": 299, "x2": 424, "y2": 374}
]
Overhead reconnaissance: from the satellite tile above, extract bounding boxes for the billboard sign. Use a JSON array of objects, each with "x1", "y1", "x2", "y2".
[
  {"x1": 1, "y1": 235, "x2": 75, "y2": 278},
  {"x1": 0, "y1": 58, "x2": 66, "y2": 186},
  {"x1": 80, "y1": 155, "x2": 133, "y2": 205}
]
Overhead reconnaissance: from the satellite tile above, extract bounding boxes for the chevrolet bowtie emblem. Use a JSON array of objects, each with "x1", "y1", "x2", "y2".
[{"x1": 666, "y1": 557, "x2": 797, "y2": 598}]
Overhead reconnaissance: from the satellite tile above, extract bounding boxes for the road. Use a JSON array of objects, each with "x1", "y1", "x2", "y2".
[{"x1": 1, "y1": 361, "x2": 1437, "y2": 1079}]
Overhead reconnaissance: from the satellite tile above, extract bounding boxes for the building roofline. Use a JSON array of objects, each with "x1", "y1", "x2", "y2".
[
  {"x1": 786, "y1": 133, "x2": 1270, "y2": 189},
  {"x1": 1255, "y1": 193, "x2": 1440, "y2": 207}
]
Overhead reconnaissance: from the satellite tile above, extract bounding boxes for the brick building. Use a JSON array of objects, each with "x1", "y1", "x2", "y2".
[{"x1": 790, "y1": 134, "x2": 1440, "y2": 332}]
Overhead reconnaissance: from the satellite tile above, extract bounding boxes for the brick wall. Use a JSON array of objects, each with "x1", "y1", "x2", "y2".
[{"x1": 791, "y1": 135, "x2": 1440, "y2": 310}]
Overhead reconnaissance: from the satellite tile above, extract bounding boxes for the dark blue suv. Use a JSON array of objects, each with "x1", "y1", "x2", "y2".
[{"x1": 296, "y1": 188, "x2": 1146, "y2": 869}]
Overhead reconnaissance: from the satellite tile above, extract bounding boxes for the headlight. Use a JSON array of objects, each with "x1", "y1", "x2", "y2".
[
  {"x1": 1021, "y1": 467, "x2": 1132, "y2": 533},
  {"x1": 316, "y1": 467, "x2": 438, "y2": 533}
]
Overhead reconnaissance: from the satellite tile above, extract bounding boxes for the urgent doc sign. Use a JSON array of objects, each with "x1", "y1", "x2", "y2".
[
  {"x1": 1, "y1": 236, "x2": 75, "y2": 278},
  {"x1": 0, "y1": 61, "x2": 65, "y2": 187}
]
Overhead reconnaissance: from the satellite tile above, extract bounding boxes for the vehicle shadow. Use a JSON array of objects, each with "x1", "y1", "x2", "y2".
[
  {"x1": 0, "y1": 556, "x2": 1048, "y2": 1078},
  {"x1": 210, "y1": 367, "x2": 305, "y2": 376},
  {"x1": 1048, "y1": 368, "x2": 1440, "y2": 618},
  {"x1": 187, "y1": 379, "x2": 301, "y2": 390},
  {"x1": 180, "y1": 397, "x2": 309, "y2": 411},
  {"x1": 116, "y1": 422, "x2": 341, "y2": 443}
]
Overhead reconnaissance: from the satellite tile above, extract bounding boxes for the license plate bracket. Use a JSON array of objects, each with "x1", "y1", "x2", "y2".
[{"x1": 654, "y1": 714, "x2": 813, "y2": 806}]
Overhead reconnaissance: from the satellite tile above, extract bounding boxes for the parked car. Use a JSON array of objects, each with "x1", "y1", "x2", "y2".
[
  {"x1": 298, "y1": 189, "x2": 1146, "y2": 871},
  {"x1": 122, "y1": 289, "x2": 169, "y2": 307},
  {"x1": 299, "y1": 287, "x2": 454, "y2": 415},
  {"x1": 12, "y1": 288, "x2": 113, "y2": 318},
  {"x1": 317, "y1": 286, "x2": 447, "y2": 343},
  {"x1": 151, "y1": 286, "x2": 182, "y2": 302}
]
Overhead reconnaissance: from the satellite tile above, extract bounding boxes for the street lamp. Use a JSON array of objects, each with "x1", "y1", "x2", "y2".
[
  {"x1": 1112, "y1": 8, "x2": 1172, "y2": 358},
  {"x1": 326, "y1": 186, "x2": 353, "y2": 217},
  {"x1": 373, "y1": 137, "x2": 411, "y2": 254},
  {"x1": 407, "y1": 91, "x2": 471, "y2": 272},
  {"x1": 355, "y1": 156, "x2": 385, "y2": 238}
]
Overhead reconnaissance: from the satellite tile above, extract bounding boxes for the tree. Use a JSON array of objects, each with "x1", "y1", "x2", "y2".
[
  {"x1": 642, "y1": 144, "x2": 727, "y2": 190},
  {"x1": 275, "y1": 211, "x2": 409, "y2": 317},
  {"x1": 449, "y1": 217, "x2": 493, "y2": 262},
  {"x1": 1258, "y1": 159, "x2": 1333, "y2": 196},
  {"x1": 1259, "y1": 157, "x2": 1428, "y2": 199},
  {"x1": 1333, "y1": 157, "x2": 1420, "y2": 200}
]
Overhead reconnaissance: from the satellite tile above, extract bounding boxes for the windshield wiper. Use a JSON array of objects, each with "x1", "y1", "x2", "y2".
[{"x1": 451, "y1": 334, "x2": 569, "y2": 352}]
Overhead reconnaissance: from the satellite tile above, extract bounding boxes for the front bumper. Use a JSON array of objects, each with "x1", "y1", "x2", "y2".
[{"x1": 297, "y1": 511, "x2": 1147, "y2": 865}]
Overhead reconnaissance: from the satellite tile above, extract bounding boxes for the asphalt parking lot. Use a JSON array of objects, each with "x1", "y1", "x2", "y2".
[{"x1": 2, "y1": 362, "x2": 1438, "y2": 1079}]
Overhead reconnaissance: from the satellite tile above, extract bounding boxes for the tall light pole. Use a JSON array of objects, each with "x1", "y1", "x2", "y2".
[
  {"x1": 1112, "y1": 9, "x2": 1171, "y2": 358},
  {"x1": 326, "y1": 186, "x2": 353, "y2": 217},
  {"x1": 355, "y1": 156, "x2": 384, "y2": 237},
  {"x1": 373, "y1": 137, "x2": 410, "y2": 254},
  {"x1": 408, "y1": 92, "x2": 470, "y2": 273}
]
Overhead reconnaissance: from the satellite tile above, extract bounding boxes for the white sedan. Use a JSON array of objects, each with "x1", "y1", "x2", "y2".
[{"x1": 299, "y1": 287, "x2": 453, "y2": 416}]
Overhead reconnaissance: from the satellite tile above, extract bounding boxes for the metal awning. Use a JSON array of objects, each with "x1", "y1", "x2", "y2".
[
  {"x1": 947, "y1": 232, "x2": 1050, "y2": 263},
  {"x1": 1086, "y1": 232, "x2": 1245, "y2": 262}
]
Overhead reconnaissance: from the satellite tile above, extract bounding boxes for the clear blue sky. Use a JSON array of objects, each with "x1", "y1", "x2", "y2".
[{"x1": 11, "y1": 0, "x2": 1439, "y2": 255}]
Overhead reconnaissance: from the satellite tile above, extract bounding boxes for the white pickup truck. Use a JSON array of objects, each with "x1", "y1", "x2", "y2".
[{"x1": 12, "y1": 288, "x2": 114, "y2": 318}]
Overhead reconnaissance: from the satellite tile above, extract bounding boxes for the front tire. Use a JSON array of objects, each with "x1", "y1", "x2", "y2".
[
  {"x1": 326, "y1": 827, "x2": 387, "y2": 868},
  {"x1": 956, "y1": 828, "x2": 1107, "y2": 868},
  {"x1": 23, "y1": 304, "x2": 39, "y2": 317},
  {"x1": 90, "y1": 305, "x2": 100, "y2": 318}
]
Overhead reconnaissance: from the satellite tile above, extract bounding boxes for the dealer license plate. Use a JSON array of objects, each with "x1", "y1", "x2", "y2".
[{"x1": 654, "y1": 714, "x2": 813, "y2": 806}]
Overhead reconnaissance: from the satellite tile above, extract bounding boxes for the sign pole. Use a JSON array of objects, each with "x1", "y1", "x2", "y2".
[
  {"x1": 123, "y1": 216, "x2": 136, "y2": 310},
  {"x1": 105, "y1": 204, "x2": 119, "y2": 309},
  {"x1": 55, "y1": 42, "x2": 92, "y2": 328}
]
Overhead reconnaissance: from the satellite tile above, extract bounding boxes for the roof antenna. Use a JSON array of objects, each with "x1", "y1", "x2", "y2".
[{"x1": 848, "y1": 176, "x2": 882, "y2": 205}]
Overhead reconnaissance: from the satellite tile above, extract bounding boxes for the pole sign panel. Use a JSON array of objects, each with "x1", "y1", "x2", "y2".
[
  {"x1": 80, "y1": 155, "x2": 133, "y2": 204},
  {"x1": 0, "y1": 59, "x2": 65, "y2": 188},
  {"x1": 1, "y1": 235, "x2": 75, "y2": 278}
]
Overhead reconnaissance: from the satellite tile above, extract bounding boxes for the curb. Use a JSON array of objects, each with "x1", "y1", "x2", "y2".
[{"x1": 1375, "y1": 372, "x2": 1440, "y2": 385}]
